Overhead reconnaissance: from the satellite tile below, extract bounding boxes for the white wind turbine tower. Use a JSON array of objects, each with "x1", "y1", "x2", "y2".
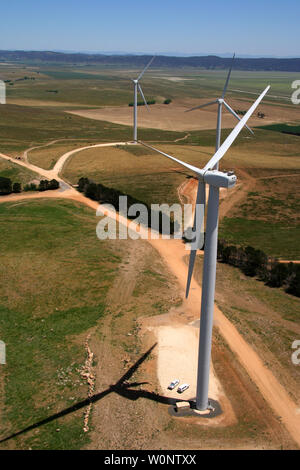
[
  {"x1": 131, "y1": 56, "x2": 155, "y2": 142},
  {"x1": 139, "y1": 85, "x2": 270, "y2": 411},
  {"x1": 187, "y1": 54, "x2": 253, "y2": 155}
]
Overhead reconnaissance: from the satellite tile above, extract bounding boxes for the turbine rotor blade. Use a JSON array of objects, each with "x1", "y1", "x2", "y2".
[
  {"x1": 223, "y1": 100, "x2": 254, "y2": 135},
  {"x1": 137, "y1": 56, "x2": 155, "y2": 81},
  {"x1": 186, "y1": 181, "x2": 206, "y2": 298},
  {"x1": 222, "y1": 53, "x2": 235, "y2": 99},
  {"x1": 138, "y1": 84, "x2": 149, "y2": 111},
  {"x1": 185, "y1": 100, "x2": 218, "y2": 113},
  {"x1": 138, "y1": 141, "x2": 203, "y2": 176},
  {"x1": 203, "y1": 85, "x2": 270, "y2": 171}
]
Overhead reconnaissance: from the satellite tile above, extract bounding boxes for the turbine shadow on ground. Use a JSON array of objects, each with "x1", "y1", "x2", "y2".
[{"x1": 0, "y1": 343, "x2": 193, "y2": 444}]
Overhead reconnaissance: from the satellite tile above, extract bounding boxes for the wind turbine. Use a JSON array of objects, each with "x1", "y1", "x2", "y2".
[
  {"x1": 139, "y1": 85, "x2": 270, "y2": 411},
  {"x1": 187, "y1": 54, "x2": 253, "y2": 155},
  {"x1": 131, "y1": 56, "x2": 155, "y2": 142}
]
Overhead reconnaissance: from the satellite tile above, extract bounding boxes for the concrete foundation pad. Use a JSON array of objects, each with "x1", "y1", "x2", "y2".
[{"x1": 175, "y1": 401, "x2": 190, "y2": 411}]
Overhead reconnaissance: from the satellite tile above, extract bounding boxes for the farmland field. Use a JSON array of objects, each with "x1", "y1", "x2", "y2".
[{"x1": 190, "y1": 255, "x2": 300, "y2": 403}]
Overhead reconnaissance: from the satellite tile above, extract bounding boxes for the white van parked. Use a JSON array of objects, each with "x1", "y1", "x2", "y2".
[{"x1": 177, "y1": 383, "x2": 189, "y2": 393}]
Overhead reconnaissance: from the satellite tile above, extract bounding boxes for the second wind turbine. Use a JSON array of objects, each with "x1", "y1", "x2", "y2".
[
  {"x1": 186, "y1": 54, "x2": 253, "y2": 154},
  {"x1": 131, "y1": 56, "x2": 155, "y2": 142}
]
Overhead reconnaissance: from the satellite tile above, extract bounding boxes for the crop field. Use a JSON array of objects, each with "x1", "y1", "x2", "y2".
[{"x1": 1, "y1": 63, "x2": 298, "y2": 108}]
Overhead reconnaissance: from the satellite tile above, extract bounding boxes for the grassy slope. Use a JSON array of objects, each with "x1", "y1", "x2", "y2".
[
  {"x1": 62, "y1": 144, "x2": 190, "y2": 207},
  {"x1": 62, "y1": 131, "x2": 300, "y2": 259},
  {"x1": 0, "y1": 159, "x2": 38, "y2": 185},
  {"x1": 191, "y1": 255, "x2": 300, "y2": 404},
  {"x1": 27, "y1": 140, "x2": 102, "y2": 170},
  {"x1": 1, "y1": 63, "x2": 297, "y2": 106},
  {"x1": 0, "y1": 104, "x2": 186, "y2": 158},
  {"x1": 219, "y1": 171, "x2": 300, "y2": 259}
]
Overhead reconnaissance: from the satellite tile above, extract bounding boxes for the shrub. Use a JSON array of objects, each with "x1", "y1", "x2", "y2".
[
  {"x1": 78, "y1": 177, "x2": 90, "y2": 193},
  {"x1": 38, "y1": 180, "x2": 49, "y2": 191},
  {"x1": 24, "y1": 183, "x2": 37, "y2": 192},
  {"x1": 266, "y1": 261, "x2": 288, "y2": 288},
  {"x1": 128, "y1": 99, "x2": 156, "y2": 107},
  {"x1": 285, "y1": 264, "x2": 300, "y2": 297},
  {"x1": 12, "y1": 182, "x2": 22, "y2": 193},
  {"x1": 164, "y1": 99, "x2": 172, "y2": 104}
]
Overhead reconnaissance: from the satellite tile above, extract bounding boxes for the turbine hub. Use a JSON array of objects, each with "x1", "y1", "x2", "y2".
[{"x1": 204, "y1": 170, "x2": 236, "y2": 188}]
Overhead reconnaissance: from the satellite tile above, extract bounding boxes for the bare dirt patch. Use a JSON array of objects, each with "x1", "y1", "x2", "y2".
[{"x1": 67, "y1": 98, "x2": 300, "y2": 132}]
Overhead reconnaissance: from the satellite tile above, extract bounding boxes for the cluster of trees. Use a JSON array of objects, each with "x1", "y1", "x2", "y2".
[
  {"x1": 128, "y1": 99, "x2": 156, "y2": 107},
  {"x1": 0, "y1": 176, "x2": 60, "y2": 196},
  {"x1": 78, "y1": 177, "x2": 175, "y2": 234},
  {"x1": 24, "y1": 179, "x2": 60, "y2": 192},
  {"x1": 0, "y1": 177, "x2": 21, "y2": 195},
  {"x1": 259, "y1": 123, "x2": 300, "y2": 137},
  {"x1": 218, "y1": 239, "x2": 300, "y2": 297}
]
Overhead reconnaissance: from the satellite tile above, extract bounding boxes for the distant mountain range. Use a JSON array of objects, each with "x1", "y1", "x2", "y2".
[{"x1": 0, "y1": 50, "x2": 300, "y2": 71}]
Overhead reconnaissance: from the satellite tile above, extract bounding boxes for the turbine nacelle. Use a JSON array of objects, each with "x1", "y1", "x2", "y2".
[{"x1": 203, "y1": 170, "x2": 236, "y2": 188}]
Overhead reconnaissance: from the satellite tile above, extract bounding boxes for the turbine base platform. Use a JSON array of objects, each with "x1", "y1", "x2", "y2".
[{"x1": 169, "y1": 398, "x2": 222, "y2": 419}]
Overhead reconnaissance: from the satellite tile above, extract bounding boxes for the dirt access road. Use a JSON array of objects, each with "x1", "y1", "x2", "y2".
[{"x1": 0, "y1": 143, "x2": 299, "y2": 446}]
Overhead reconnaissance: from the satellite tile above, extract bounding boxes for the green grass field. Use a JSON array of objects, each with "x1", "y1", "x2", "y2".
[{"x1": 0, "y1": 159, "x2": 38, "y2": 185}]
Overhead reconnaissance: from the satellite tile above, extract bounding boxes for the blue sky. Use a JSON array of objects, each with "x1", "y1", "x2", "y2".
[{"x1": 0, "y1": 0, "x2": 299, "y2": 56}]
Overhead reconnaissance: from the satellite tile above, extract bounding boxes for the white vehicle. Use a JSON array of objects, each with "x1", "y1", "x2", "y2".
[
  {"x1": 177, "y1": 383, "x2": 189, "y2": 394},
  {"x1": 168, "y1": 379, "x2": 180, "y2": 390}
]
